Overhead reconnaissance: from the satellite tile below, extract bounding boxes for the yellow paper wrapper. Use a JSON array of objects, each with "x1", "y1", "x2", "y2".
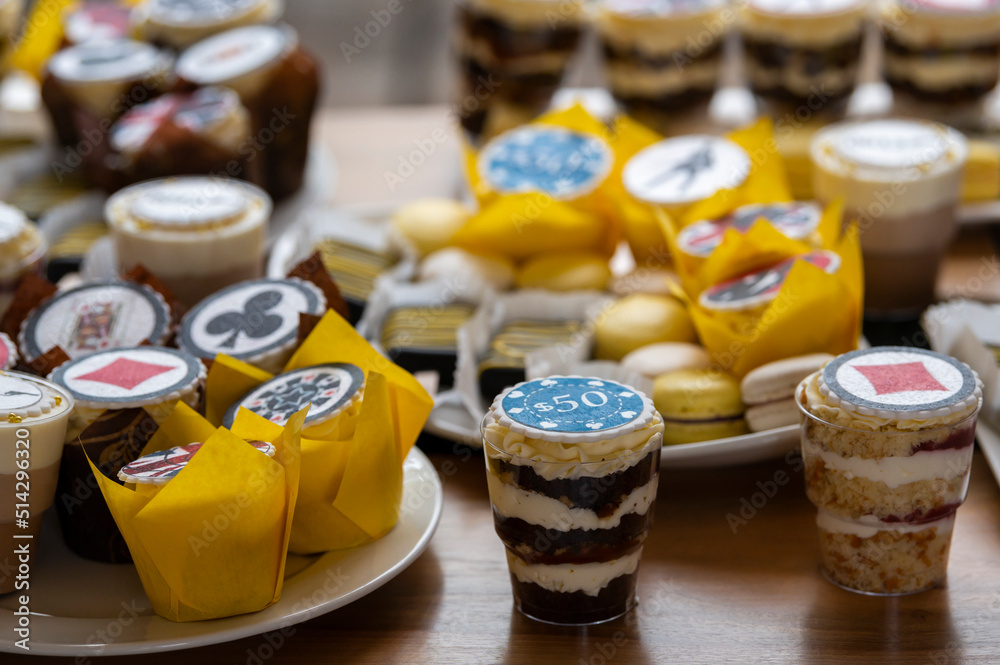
[
  {"x1": 457, "y1": 105, "x2": 635, "y2": 261},
  {"x1": 686, "y1": 222, "x2": 863, "y2": 378},
  {"x1": 88, "y1": 402, "x2": 304, "y2": 622},
  {"x1": 206, "y1": 311, "x2": 433, "y2": 554}
]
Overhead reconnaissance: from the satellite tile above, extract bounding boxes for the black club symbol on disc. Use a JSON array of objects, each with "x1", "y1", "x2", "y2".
[{"x1": 206, "y1": 290, "x2": 284, "y2": 349}]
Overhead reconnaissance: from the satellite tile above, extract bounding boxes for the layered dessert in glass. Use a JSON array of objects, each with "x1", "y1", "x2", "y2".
[
  {"x1": 105, "y1": 176, "x2": 270, "y2": 307},
  {"x1": 798, "y1": 347, "x2": 981, "y2": 595},
  {"x1": 483, "y1": 376, "x2": 663, "y2": 624},
  {"x1": 810, "y1": 119, "x2": 968, "y2": 318},
  {"x1": 740, "y1": 0, "x2": 866, "y2": 111},
  {"x1": 0, "y1": 372, "x2": 73, "y2": 593},
  {"x1": 454, "y1": 0, "x2": 585, "y2": 137},
  {"x1": 594, "y1": 0, "x2": 727, "y2": 127},
  {"x1": 878, "y1": 0, "x2": 1000, "y2": 108}
]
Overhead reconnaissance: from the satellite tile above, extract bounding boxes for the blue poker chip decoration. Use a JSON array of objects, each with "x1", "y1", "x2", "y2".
[{"x1": 499, "y1": 377, "x2": 645, "y2": 434}]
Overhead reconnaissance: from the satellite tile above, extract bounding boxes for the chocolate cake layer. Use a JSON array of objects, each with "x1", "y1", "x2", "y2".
[
  {"x1": 488, "y1": 447, "x2": 659, "y2": 515},
  {"x1": 884, "y1": 76, "x2": 999, "y2": 105},
  {"x1": 458, "y1": 6, "x2": 581, "y2": 59},
  {"x1": 511, "y1": 571, "x2": 637, "y2": 624},
  {"x1": 601, "y1": 40, "x2": 723, "y2": 69},
  {"x1": 743, "y1": 34, "x2": 862, "y2": 104},
  {"x1": 616, "y1": 88, "x2": 716, "y2": 115},
  {"x1": 495, "y1": 510, "x2": 651, "y2": 565},
  {"x1": 460, "y1": 57, "x2": 564, "y2": 106},
  {"x1": 883, "y1": 35, "x2": 1000, "y2": 59}
]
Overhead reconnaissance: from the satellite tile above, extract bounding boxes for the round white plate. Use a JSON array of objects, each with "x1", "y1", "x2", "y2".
[
  {"x1": 0, "y1": 447, "x2": 442, "y2": 657},
  {"x1": 424, "y1": 395, "x2": 799, "y2": 468}
]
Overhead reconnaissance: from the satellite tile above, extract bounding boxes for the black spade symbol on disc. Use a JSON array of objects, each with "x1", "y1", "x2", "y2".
[{"x1": 206, "y1": 290, "x2": 284, "y2": 349}]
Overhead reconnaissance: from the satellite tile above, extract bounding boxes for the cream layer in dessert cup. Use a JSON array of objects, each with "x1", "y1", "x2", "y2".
[
  {"x1": 810, "y1": 118, "x2": 967, "y2": 319},
  {"x1": 105, "y1": 176, "x2": 270, "y2": 307},
  {"x1": 0, "y1": 372, "x2": 73, "y2": 594},
  {"x1": 482, "y1": 375, "x2": 663, "y2": 624},
  {"x1": 797, "y1": 346, "x2": 982, "y2": 595},
  {"x1": 592, "y1": 0, "x2": 727, "y2": 121}
]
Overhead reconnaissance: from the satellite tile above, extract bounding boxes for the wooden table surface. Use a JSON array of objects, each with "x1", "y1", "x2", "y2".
[{"x1": 13, "y1": 108, "x2": 1000, "y2": 664}]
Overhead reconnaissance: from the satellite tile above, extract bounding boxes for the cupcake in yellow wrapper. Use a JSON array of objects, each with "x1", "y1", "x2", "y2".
[
  {"x1": 206, "y1": 311, "x2": 433, "y2": 554},
  {"x1": 87, "y1": 403, "x2": 304, "y2": 622},
  {"x1": 621, "y1": 118, "x2": 793, "y2": 264},
  {"x1": 685, "y1": 223, "x2": 863, "y2": 379},
  {"x1": 457, "y1": 105, "x2": 643, "y2": 262}
]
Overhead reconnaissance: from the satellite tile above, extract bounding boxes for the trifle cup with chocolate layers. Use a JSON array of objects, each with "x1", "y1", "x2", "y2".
[
  {"x1": 454, "y1": 0, "x2": 585, "y2": 138},
  {"x1": 798, "y1": 347, "x2": 981, "y2": 595},
  {"x1": 483, "y1": 375, "x2": 664, "y2": 624}
]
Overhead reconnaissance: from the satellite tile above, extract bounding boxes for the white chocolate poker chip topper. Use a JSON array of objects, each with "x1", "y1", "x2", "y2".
[
  {"x1": 176, "y1": 24, "x2": 293, "y2": 85},
  {"x1": 490, "y1": 375, "x2": 658, "y2": 443},
  {"x1": 47, "y1": 39, "x2": 173, "y2": 84},
  {"x1": 623, "y1": 135, "x2": 751, "y2": 206},
  {"x1": 811, "y1": 119, "x2": 968, "y2": 182},
  {"x1": 477, "y1": 125, "x2": 615, "y2": 200},
  {"x1": 106, "y1": 177, "x2": 272, "y2": 232},
  {"x1": 0, "y1": 371, "x2": 71, "y2": 421},
  {"x1": 817, "y1": 346, "x2": 982, "y2": 420}
]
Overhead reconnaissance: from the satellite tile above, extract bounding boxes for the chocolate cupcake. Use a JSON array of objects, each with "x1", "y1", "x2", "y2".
[
  {"x1": 175, "y1": 24, "x2": 319, "y2": 200},
  {"x1": 133, "y1": 0, "x2": 285, "y2": 49},
  {"x1": 454, "y1": 0, "x2": 585, "y2": 137},
  {"x1": 594, "y1": 0, "x2": 728, "y2": 122},
  {"x1": 40, "y1": 39, "x2": 174, "y2": 150},
  {"x1": 483, "y1": 376, "x2": 664, "y2": 624},
  {"x1": 740, "y1": 0, "x2": 867, "y2": 110},
  {"x1": 878, "y1": 0, "x2": 1000, "y2": 107}
]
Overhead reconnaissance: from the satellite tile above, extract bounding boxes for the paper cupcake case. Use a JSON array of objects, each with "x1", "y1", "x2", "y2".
[
  {"x1": 455, "y1": 289, "x2": 613, "y2": 418},
  {"x1": 204, "y1": 311, "x2": 434, "y2": 554}
]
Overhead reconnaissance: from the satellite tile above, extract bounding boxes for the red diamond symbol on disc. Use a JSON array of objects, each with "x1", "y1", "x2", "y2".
[
  {"x1": 852, "y1": 362, "x2": 948, "y2": 396},
  {"x1": 75, "y1": 357, "x2": 176, "y2": 390}
]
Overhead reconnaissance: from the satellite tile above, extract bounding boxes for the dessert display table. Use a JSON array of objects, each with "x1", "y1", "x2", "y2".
[{"x1": 9, "y1": 107, "x2": 1000, "y2": 664}]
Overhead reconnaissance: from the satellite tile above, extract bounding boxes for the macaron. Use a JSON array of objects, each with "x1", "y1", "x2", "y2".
[
  {"x1": 391, "y1": 198, "x2": 472, "y2": 256},
  {"x1": 653, "y1": 369, "x2": 748, "y2": 445},
  {"x1": 418, "y1": 247, "x2": 515, "y2": 290},
  {"x1": 621, "y1": 342, "x2": 713, "y2": 381},
  {"x1": 515, "y1": 251, "x2": 611, "y2": 292},
  {"x1": 740, "y1": 353, "x2": 833, "y2": 432},
  {"x1": 594, "y1": 294, "x2": 696, "y2": 361}
]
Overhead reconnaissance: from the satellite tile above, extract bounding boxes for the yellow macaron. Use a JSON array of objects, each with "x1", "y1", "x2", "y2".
[
  {"x1": 392, "y1": 198, "x2": 472, "y2": 256},
  {"x1": 515, "y1": 251, "x2": 611, "y2": 292},
  {"x1": 653, "y1": 369, "x2": 748, "y2": 445},
  {"x1": 594, "y1": 294, "x2": 696, "y2": 361}
]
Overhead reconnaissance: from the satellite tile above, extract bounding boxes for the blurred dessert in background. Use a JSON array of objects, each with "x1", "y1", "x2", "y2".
[
  {"x1": 61, "y1": 1, "x2": 132, "y2": 47},
  {"x1": 594, "y1": 0, "x2": 727, "y2": 128},
  {"x1": 0, "y1": 202, "x2": 45, "y2": 321},
  {"x1": 454, "y1": 0, "x2": 585, "y2": 138},
  {"x1": 0, "y1": 0, "x2": 22, "y2": 80},
  {"x1": 740, "y1": 0, "x2": 866, "y2": 113},
  {"x1": 133, "y1": 0, "x2": 284, "y2": 49}
]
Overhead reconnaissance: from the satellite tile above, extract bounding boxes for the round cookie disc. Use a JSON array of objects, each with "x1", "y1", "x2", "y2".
[
  {"x1": 48, "y1": 40, "x2": 172, "y2": 84},
  {"x1": 223, "y1": 363, "x2": 366, "y2": 428},
  {"x1": 477, "y1": 126, "x2": 614, "y2": 200},
  {"x1": 818, "y1": 347, "x2": 981, "y2": 419},
  {"x1": 20, "y1": 281, "x2": 171, "y2": 361},
  {"x1": 623, "y1": 135, "x2": 751, "y2": 206},
  {"x1": 0, "y1": 372, "x2": 68, "y2": 420},
  {"x1": 118, "y1": 439, "x2": 274, "y2": 486},
  {"x1": 50, "y1": 347, "x2": 204, "y2": 410},
  {"x1": 699, "y1": 250, "x2": 841, "y2": 311},
  {"x1": 493, "y1": 376, "x2": 657, "y2": 442},
  {"x1": 679, "y1": 202, "x2": 822, "y2": 257},
  {"x1": 179, "y1": 277, "x2": 325, "y2": 363},
  {"x1": 0, "y1": 333, "x2": 17, "y2": 370},
  {"x1": 176, "y1": 24, "x2": 290, "y2": 84},
  {"x1": 147, "y1": 0, "x2": 264, "y2": 25},
  {"x1": 112, "y1": 88, "x2": 242, "y2": 153}
]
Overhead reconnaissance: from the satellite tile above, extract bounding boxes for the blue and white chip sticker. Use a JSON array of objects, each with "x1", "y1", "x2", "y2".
[
  {"x1": 477, "y1": 126, "x2": 614, "y2": 199},
  {"x1": 496, "y1": 376, "x2": 654, "y2": 437}
]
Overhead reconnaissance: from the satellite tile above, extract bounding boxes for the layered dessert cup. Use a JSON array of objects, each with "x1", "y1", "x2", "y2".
[
  {"x1": 454, "y1": 0, "x2": 585, "y2": 137},
  {"x1": 0, "y1": 203, "x2": 46, "y2": 321},
  {"x1": 593, "y1": 0, "x2": 727, "y2": 126},
  {"x1": 0, "y1": 372, "x2": 73, "y2": 593},
  {"x1": 483, "y1": 376, "x2": 664, "y2": 624},
  {"x1": 105, "y1": 176, "x2": 270, "y2": 307},
  {"x1": 133, "y1": 0, "x2": 285, "y2": 50},
  {"x1": 877, "y1": 0, "x2": 1000, "y2": 110},
  {"x1": 810, "y1": 119, "x2": 968, "y2": 318},
  {"x1": 797, "y1": 347, "x2": 981, "y2": 595},
  {"x1": 740, "y1": 0, "x2": 866, "y2": 112}
]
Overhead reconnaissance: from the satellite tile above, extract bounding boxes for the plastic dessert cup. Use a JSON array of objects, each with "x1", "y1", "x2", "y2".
[
  {"x1": 797, "y1": 347, "x2": 982, "y2": 595},
  {"x1": 0, "y1": 372, "x2": 73, "y2": 594},
  {"x1": 482, "y1": 375, "x2": 664, "y2": 624}
]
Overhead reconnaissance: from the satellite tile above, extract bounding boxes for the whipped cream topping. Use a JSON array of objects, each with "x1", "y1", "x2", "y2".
[
  {"x1": 802, "y1": 436, "x2": 973, "y2": 488},
  {"x1": 488, "y1": 474, "x2": 658, "y2": 531},
  {"x1": 595, "y1": 0, "x2": 729, "y2": 55},
  {"x1": 0, "y1": 203, "x2": 44, "y2": 278},
  {"x1": 878, "y1": 0, "x2": 1000, "y2": 47},
  {"x1": 816, "y1": 510, "x2": 955, "y2": 538},
  {"x1": 506, "y1": 548, "x2": 641, "y2": 596}
]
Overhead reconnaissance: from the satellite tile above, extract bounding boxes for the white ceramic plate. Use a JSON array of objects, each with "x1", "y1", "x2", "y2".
[
  {"x1": 424, "y1": 394, "x2": 799, "y2": 468},
  {"x1": 0, "y1": 448, "x2": 442, "y2": 657}
]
